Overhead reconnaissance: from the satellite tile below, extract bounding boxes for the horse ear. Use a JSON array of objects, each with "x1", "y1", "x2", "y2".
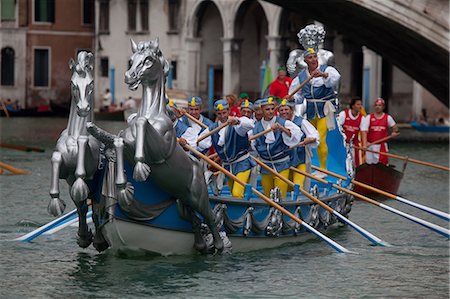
[
  {"x1": 86, "y1": 52, "x2": 94, "y2": 71},
  {"x1": 154, "y1": 37, "x2": 159, "y2": 50},
  {"x1": 131, "y1": 39, "x2": 138, "y2": 53},
  {"x1": 69, "y1": 58, "x2": 76, "y2": 71},
  {"x1": 163, "y1": 58, "x2": 170, "y2": 77}
]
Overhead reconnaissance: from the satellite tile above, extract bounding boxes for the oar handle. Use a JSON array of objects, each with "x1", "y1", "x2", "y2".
[
  {"x1": 285, "y1": 75, "x2": 313, "y2": 100},
  {"x1": 197, "y1": 122, "x2": 229, "y2": 143},
  {"x1": 354, "y1": 146, "x2": 450, "y2": 171},
  {"x1": 0, "y1": 143, "x2": 45, "y2": 152},
  {"x1": 0, "y1": 161, "x2": 30, "y2": 175},
  {"x1": 367, "y1": 133, "x2": 398, "y2": 147},
  {"x1": 249, "y1": 128, "x2": 273, "y2": 141},
  {"x1": 311, "y1": 165, "x2": 347, "y2": 180},
  {"x1": 180, "y1": 109, "x2": 209, "y2": 129}
]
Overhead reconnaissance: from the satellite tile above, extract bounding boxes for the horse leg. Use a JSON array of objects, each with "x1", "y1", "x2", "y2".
[
  {"x1": 48, "y1": 151, "x2": 66, "y2": 216},
  {"x1": 91, "y1": 199, "x2": 109, "y2": 252},
  {"x1": 133, "y1": 117, "x2": 151, "y2": 181},
  {"x1": 76, "y1": 200, "x2": 93, "y2": 248},
  {"x1": 71, "y1": 135, "x2": 90, "y2": 203},
  {"x1": 176, "y1": 200, "x2": 207, "y2": 252},
  {"x1": 188, "y1": 164, "x2": 224, "y2": 252},
  {"x1": 114, "y1": 137, "x2": 134, "y2": 210}
]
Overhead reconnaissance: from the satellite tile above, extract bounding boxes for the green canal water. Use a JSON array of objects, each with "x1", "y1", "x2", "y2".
[{"x1": 0, "y1": 118, "x2": 448, "y2": 298}]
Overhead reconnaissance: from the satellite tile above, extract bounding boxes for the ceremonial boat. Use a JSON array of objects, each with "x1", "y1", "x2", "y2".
[{"x1": 353, "y1": 163, "x2": 405, "y2": 197}]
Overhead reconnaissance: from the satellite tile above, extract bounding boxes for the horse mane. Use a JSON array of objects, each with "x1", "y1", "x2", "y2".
[{"x1": 69, "y1": 51, "x2": 94, "y2": 77}]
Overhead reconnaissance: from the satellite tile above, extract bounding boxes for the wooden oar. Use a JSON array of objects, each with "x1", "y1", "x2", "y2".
[
  {"x1": 367, "y1": 134, "x2": 398, "y2": 147},
  {"x1": 197, "y1": 122, "x2": 229, "y2": 143},
  {"x1": 0, "y1": 99, "x2": 10, "y2": 118},
  {"x1": 285, "y1": 75, "x2": 313, "y2": 100},
  {"x1": 179, "y1": 109, "x2": 209, "y2": 129},
  {"x1": 0, "y1": 143, "x2": 45, "y2": 153},
  {"x1": 249, "y1": 157, "x2": 388, "y2": 246},
  {"x1": 184, "y1": 144, "x2": 350, "y2": 253},
  {"x1": 311, "y1": 165, "x2": 450, "y2": 222},
  {"x1": 291, "y1": 167, "x2": 450, "y2": 239},
  {"x1": 0, "y1": 161, "x2": 30, "y2": 175},
  {"x1": 249, "y1": 128, "x2": 273, "y2": 141},
  {"x1": 355, "y1": 146, "x2": 449, "y2": 171}
]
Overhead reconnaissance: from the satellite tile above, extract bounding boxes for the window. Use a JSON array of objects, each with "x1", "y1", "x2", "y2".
[
  {"x1": 99, "y1": 0, "x2": 109, "y2": 33},
  {"x1": 1, "y1": 47, "x2": 15, "y2": 86},
  {"x1": 1, "y1": 0, "x2": 15, "y2": 21},
  {"x1": 168, "y1": 0, "x2": 179, "y2": 33},
  {"x1": 82, "y1": 0, "x2": 94, "y2": 25},
  {"x1": 34, "y1": 48, "x2": 49, "y2": 87},
  {"x1": 34, "y1": 0, "x2": 55, "y2": 23},
  {"x1": 128, "y1": 0, "x2": 148, "y2": 32},
  {"x1": 100, "y1": 57, "x2": 109, "y2": 77},
  {"x1": 171, "y1": 60, "x2": 177, "y2": 80}
]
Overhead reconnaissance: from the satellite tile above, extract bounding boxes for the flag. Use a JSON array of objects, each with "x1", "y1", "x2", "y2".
[{"x1": 261, "y1": 50, "x2": 273, "y2": 97}]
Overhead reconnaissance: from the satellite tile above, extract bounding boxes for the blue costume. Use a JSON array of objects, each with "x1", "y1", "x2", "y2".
[{"x1": 289, "y1": 116, "x2": 306, "y2": 167}]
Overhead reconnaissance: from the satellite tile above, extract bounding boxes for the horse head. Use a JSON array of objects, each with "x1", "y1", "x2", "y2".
[
  {"x1": 125, "y1": 38, "x2": 169, "y2": 91},
  {"x1": 69, "y1": 51, "x2": 94, "y2": 117}
]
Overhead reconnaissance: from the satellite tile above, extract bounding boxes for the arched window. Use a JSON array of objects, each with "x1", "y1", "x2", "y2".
[{"x1": 1, "y1": 47, "x2": 15, "y2": 86}]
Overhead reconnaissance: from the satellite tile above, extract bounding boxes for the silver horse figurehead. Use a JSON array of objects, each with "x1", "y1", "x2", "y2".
[
  {"x1": 125, "y1": 38, "x2": 169, "y2": 91},
  {"x1": 69, "y1": 52, "x2": 94, "y2": 117}
]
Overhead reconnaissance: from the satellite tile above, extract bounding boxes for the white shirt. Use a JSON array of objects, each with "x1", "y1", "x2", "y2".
[
  {"x1": 260, "y1": 117, "x2": 301, "y2": 146},
  {"x1": 360, "y1": 113, "x2": 396, "y2": 131},
  {"x1": 299, "y1": 118, "x2": 320, "y2": 148},
  {"x1": 289, "y1": 65, "x2": 341, "y2": 104}
]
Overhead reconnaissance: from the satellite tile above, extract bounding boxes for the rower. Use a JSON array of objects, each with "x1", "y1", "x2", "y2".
[
  {"x1": 198, "y1": 100, "x2": 255, "y2": 198},
  {"x1": 252, "y1": 97, "x2": 301, "y2": 198},
  {"x1": 167, "y1": 100, "x2": 197, "y2": 150},
  {"x1": 278, "y1": 99, "x2": 319, "y2": 187},
  {"x1": 338, "y1": 97, "x2": 365, "y2": 167},
  {"x1": 361, "y1": 98, "x2": 400, "y2": 165},
  {"x1": 253, "y1": 99, "x2": 264, "y2": 121},
  {"x1": 288, "y1": 47, "x2": 341, "y2": 170}
]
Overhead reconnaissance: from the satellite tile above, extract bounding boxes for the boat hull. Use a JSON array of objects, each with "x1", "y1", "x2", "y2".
[{"x1": 354, "y1": 163, "x2": 403, "y2": 196}]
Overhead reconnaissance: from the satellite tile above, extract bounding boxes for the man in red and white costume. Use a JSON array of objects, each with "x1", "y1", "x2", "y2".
[
  {"x1": 360, "y1": 98, "x2": 400, "y2": 165},
  {"x1": 338, "y1": 98, "x2": 364, "y2": 167}
]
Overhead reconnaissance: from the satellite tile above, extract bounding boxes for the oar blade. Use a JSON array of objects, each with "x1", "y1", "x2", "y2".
[
  {"x1": 395, "y1": 196, "x2": 450, "y2": 222},
  {"x1": 301, "y1": 221, "x2": 351, "y2": 253}
]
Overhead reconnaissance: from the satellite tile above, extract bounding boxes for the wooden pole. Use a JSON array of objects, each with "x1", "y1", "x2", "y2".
[
  {"x1": 0, "y1": 99, "x2": 10, "y2": 118},
  {"x1": 0, "y1": 161, "x2": 31, "y2": 175},
  {"x1": 184, "y1": 144, "x2": 350, "y2": 253},
  {"x1": 179, "y1": 108, "x2": 208, "y2": 129},
  {"x1": 249, "y1": 128, "x2": 273, "y2": 141},
  {"x1": 197, "y1": 122, "x2": 229, "y2": 143},
  {"x1": 290, "y1": 167, "x2": 450, "y2": 238},
  {"x1": 0, "y1": 143, "x2": 45, "y2": 153},
  {"x1": 354, "y1": 146, "x2": 449, "y2": 171},
  {"x1": 285, "y1": 75, "x2": 313, "y2": 100},
  {"x1": 311, "y1": 165, "x2": 450, "y2": 222},
  {"x1": 367, "y1": 134, "x2": 398, "y2": 147}
]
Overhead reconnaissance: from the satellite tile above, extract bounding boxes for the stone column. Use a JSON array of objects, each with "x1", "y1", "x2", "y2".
[
  {"x1": 221, "y1": 38, "x2": 242, "y2": 95},
  {"x1": 266, "y1": 35, "x2": 283, "y2": 78},
  {"x1": 184, "y1": 37, "x2": 202, "y2": 95},
  {"x1": 412, "y1": 81, "x2": 423, "y2": 119}
]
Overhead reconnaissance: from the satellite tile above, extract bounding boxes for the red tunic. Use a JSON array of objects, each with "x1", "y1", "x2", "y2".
[
  {"x1": 269, "y1": 77, "x2": 293, "y2": 99},
  {"x1": 229, "y1": 106, "x2": 241, "y2": 117},
  {"x1": 343, "y1": 109, "x2": 363, "y2": 166},
  {"x1": 367, "y1": 113, "x2": 389, "y2": 165}
]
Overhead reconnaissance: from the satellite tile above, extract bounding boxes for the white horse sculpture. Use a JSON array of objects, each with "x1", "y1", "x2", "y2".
[
  {"x1": 89, "y1": 39, "x2": 223, "y2": 253},
  {"x1": 48, "y1": 51, "x2": 104, "y2": 249}
]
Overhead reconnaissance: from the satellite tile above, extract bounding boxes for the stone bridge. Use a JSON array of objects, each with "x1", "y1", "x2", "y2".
[{"x1": 266, "y1": 0, "x2": 449, "y2": 106}]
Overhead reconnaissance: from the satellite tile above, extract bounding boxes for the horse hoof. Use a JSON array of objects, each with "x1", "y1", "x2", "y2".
[
  {"x1": 93, "y1": 232, "x2": 109, "y2": 252},
  {"x1": 214, "y1": 239, "x2": 224, "y2": 253},
  {"x1": 70, "y1": 178, "x2": 89, "y2": 202},
  {"x1": 133, "y1": 162, "x2": 151, "y2": 182},
  {"x1": 47, "y1": 198, "x2": 66, "y2": 216},
  {"x1": 77, "y1": 229, "x2": 93, "y2": 248},
  {"x1": 117, "y1": 183, "x2": 135, "y2": 211},
  {"x1": 194, "y1": 240, "x2": 207, "y2": 253}
]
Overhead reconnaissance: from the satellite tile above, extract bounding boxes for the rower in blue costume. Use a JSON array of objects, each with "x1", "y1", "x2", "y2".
[
  {"x1": 167, "y1": 100, "x2": 198, "y2": 149},
  {"x1": 181, "y1": 96, "x2": 214, "y2": 154},
  {"x1": 277, "y1": 99, "x2": 319, "y2": 188},
  {"x1": 198, "y1": 100, "x2": 255, "y2": 198},
  {"x1": 252, "y1": 97, "x2": 301, "y2": 198}
]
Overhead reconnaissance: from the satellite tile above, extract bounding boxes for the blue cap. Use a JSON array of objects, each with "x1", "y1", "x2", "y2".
[
  {"x1": 240, "y1": 99, "x2": 254, "y2": 111},
  {"x1": 260, "y1": 96, "x2": 276, "y2": 107},
  {"x1": 277, "y1": 98, "x2": 295, "y2": 110},
  {"x1": 303, "y1": 47, "x2": 316, "y2": 59},
  {"x1": 187, "y1": 96, "x2": 202, "y2": 107},
  {"x1": 254, "y1": 99, "x2": 264, "y2": 109},
  {"x1": 214, "y1": 99, "x2": 229, "y2": 111}
]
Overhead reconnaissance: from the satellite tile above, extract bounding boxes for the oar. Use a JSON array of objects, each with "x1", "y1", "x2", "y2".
[
  {"x1": 0, "y1": 161, "x2": 30, "y2": 175},
  {"x1": 43, "y1": 210, "x2": 93, "y2": 235},
  {"x1": 184, "y1": 144, "x2": 350, "y2": 253},
  {"x1": 179, "y1": 108, "x2": 209, "y2": 129},
  {"x1": 355, "y1": 146, "x2": 449, "y2": 171},
  {"x1": 0, "y1": 143, "x2": 45, "y2": 153},
  {"x1": 367, "y1": 134, "x2": 398, "y2": 147},
  {"x1": 311, "y1": 165, "x2": 450, "y2": 222},
  {"x1": 291, "y1": 167, "x2": 450, "y2": 239},
  {"x1": 14, "y1": 209, "x2": 78, "y2": 242},
  {"x1": 249, "y1": 157, "x2": 388, "y2": 246},
  {"x1": 197, "y1": 122, "x2": 229, "y2": 143},
  {"x1": 285, "y1": 75, "x2": 313, "y2": 100},
  {"x1": 249, "y1": 128, "x2": 273, "y2": 141}
]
